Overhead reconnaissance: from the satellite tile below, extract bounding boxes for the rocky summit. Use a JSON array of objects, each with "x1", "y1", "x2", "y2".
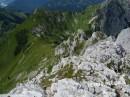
[
  {"x1": 1, "y1": 29, "x2": 130, "y2": 97},
  {"x1": 0, "y1": 0, "x2": 130, "y2": 97}
]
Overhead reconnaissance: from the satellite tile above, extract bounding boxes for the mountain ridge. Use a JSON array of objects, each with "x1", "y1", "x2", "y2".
[
  {"x1": 8, "y1": 0, "x2": 104, "y2": 13},
  {"x1": 0, "y1": 8, "x2": 27, "y2": 36},
  {"x1": 0, "y1": 4, "x2": 99, "y2": 93},
  {"x1": 1, "y1": 0, "x2": 130, "y2": 97}
]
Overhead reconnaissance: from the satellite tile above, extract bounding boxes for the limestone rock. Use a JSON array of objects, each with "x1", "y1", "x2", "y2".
[{"x1": 116, "y1": 28, "x2": 130, "y2": 54}]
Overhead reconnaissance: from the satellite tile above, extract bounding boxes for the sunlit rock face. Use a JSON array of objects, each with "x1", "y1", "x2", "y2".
[
  {"x1": 116, "y1": 28, "x2": 130, "y2": 54},
  {"x1": 1, "y1": 29, "x2": 130, "y2": 97},
  {"x1": 48, "y1": 31, "x2": 130, "y2": 97},
  {"x1": 1, "y1": 71, "x2": 45, "y2": 97},
  {"x1": 2, "y1": 32, "x2": 130, "y2": 96}
]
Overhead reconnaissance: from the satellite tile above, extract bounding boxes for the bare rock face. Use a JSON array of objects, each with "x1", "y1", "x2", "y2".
[
  {"x1": 116, "y1": 28, "x2": 130, "y2": 54},
  {"x1": 96, "y1": 0, "x2": 130, "y2": 36},
  {"x1": 1, "y1": 31, "x2": 130, "y2": 97},
  {"x1": 49, "y1": 35, "x2": 130, "y2": 97}
]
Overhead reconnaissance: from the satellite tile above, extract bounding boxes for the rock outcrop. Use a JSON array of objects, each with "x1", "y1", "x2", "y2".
[
  {"x1": 2, "y1": 29, "x2": 130, "y2": 97},
  {"x1": 116, "y1": 28, "x2": 130, "y2": 54},
  {"x1": 49, "y1": 33, "x2": 130, "y2": 97}
]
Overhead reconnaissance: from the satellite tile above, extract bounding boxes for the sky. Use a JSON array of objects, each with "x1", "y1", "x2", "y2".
[{"x1": 0, "y1": 0, "x2": 14, "y2": 7}]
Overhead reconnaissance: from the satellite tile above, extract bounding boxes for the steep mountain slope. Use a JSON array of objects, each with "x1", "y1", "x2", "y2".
[
  {"x1": 0, "y1": 5, "x2": 99, "y2": 93},
  {"x1": 8, "y1": 0, "x2": 104, "y2": 12},
  {"x1": 1, "y1": 0, "x2": 130, "y2": 97},
  {"x1": 0, "y1": 8, "x2": 27, "y2": 36},
  {"x1": 1, "y1": 28, "x2": 130, "y2": 97},
  {"x1": 91, "y1": 0, "x2": 130, "y2": 36}
]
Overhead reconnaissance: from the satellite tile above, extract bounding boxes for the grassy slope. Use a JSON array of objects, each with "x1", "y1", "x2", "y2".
[
  {"x1": 0, "y1": 8, "x2": 27, "y2": 35},
  {"x1": 0, "y1": 5, "x2": 99, "y2": 93}
]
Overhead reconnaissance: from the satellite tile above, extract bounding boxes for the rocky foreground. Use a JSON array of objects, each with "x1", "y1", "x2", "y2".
[{"x1": 1, "y1": 28, "x2": 130, "y2": 97}]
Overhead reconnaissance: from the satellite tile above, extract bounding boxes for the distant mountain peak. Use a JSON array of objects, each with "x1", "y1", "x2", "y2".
[{"x1": 8, "y1": 0, "x2": 104, "y2": 13}]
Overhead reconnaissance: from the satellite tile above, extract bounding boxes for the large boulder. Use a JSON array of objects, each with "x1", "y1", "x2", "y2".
[{"x1": 116, "y1": 28, "x2": 130, "y2": 54}]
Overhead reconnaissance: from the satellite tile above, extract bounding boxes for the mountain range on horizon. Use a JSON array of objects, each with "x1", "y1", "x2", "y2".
[{"x1": 1, "y1": 0, "x2": 104, "y2": 12}]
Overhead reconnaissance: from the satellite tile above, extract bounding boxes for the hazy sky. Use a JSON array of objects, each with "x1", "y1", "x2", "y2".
[{"x1": 0, "y1": 0, "x2": 14, "y2": 7}]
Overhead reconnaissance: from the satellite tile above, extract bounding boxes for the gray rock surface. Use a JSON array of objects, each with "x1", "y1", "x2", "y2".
[
  {"x1": 1, "y1": 30, "x2": 130, "y2": 97},
  {"x1": 116, "y1": 28, "x2": 130, "y2": 54}
]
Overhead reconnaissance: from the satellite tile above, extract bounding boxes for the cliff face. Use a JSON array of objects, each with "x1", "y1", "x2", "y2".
[{"x1": 96, "y1": 0, "x2": 130, "y2": 36}]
